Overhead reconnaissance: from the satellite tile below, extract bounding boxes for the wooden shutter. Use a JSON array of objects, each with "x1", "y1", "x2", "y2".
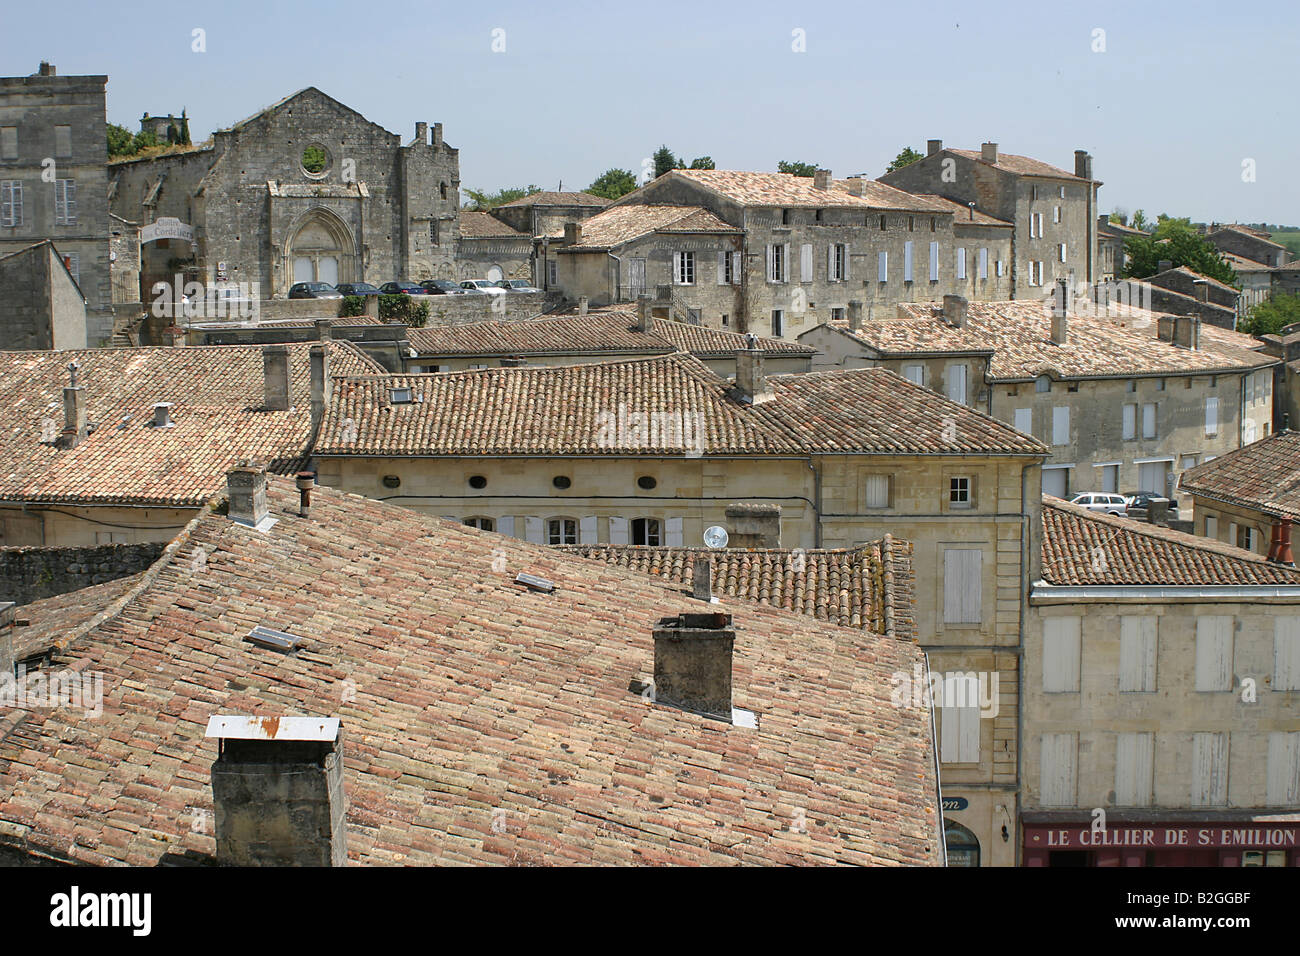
[
  {"x1": 929, "y1": 241, "x2": 939, "y2": 281},
  {"x1": 579, "y1": 516, "x2": 597, "y2": 544},
  {"x1": 1274, "y1": 617, "x2": 1300, "y2": 690},
  {"x1": 608, "y1": 516, "x2": 628, "y2": 545},
  {"x1": 1052, "y1": 406, "x2": 1070, "y2": 446},
  {"x1": 1205, "y1": 397, "x2": 1219, "y2": 436},
  {"x1": 1142, "y1": 403, "x2": 1156, "y2": 438},
  {"x1": 903, "y1": 364, "x2": 924, "y2": 385},
  {"x1": 1014, "y1": 407, "x2": 1032, "y2": 435},
  {"x1": 878, "y1": 250, "x2": 888, "y2": 282},
  {"x1": 904, "y1": 242, "x2": 913, "y2": 281},
  {"x1": 1205, "y1": 515, "x2": 1218, "y2": 539},
  {"x1": 1116, "y1": 733, "x2": 1155, "y2": 806},
  {"x1": 782, "y1": 243, "x2": 789, "y2": 282},
  {"x1": 1042, "y1": 616, "x2": 1081, "y2": 692},
  {"x1": 731, "y1": 251, "x2": 742, "y2": 285},
  {"x1": 1040, "y1": 733, "x2": 1078, "y2": 807},
  {"x1": 801, "y1": 243, "x2": 813, "y2": 282},
  {"x1": 979, "y1": 247, "x2": 988, "y2": 279},
  {"x1": 1119, "y1": 616, "x2": 1157, "y2": 692},
  {"x1": 524, "y1": 516, "x2": 543, "y2": 544},
  {"x1": 946, "y1": 364, "x2": 967, "y2": 405},
  {"x1": 497, "y1": 515, "x2": 515, "y2": 538},
  {"x1": 64, "y1": 180, "x2": 75, "y2": 223},
  {"x1": 1122, "y1": 404, "x2": 1136, "y2": 440},
  {"x1": 765, "y1": 244, "x2": 774, "y2": 282},
  {"x1": 664, "y1": 516, "x2": 683, "y2": 546},
  {"x1": 1192, "y1": 733, "x2": 1229, "y2": 806},
  {"x1": 842, "y1": 243, "x2": 850, "y2": 280},
  {"x1": 940, "y1": 705, "x2": 980, "y2": 764},
  {"x1": 1195, "y1": 616, "x2": 1233, "y2": 691},
  {"x1": 826, "y1": 243, "x2": 835, "y2": 280},
  {"x1": 1267, "y1": 733, "x2": 1300, "y2": 805},
  {"x1": 943, "y1": 548, "x2": 982, "y2": 624}
]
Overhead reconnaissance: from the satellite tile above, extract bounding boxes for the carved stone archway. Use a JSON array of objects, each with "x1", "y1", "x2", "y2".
[{"x1": 283, "y1": 207, "x2": 356, "y2": 292}]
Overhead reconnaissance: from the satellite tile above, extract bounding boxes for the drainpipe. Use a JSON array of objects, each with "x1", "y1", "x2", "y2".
[
  {"x1": 1014, "y1": 460, "x2": 1031, "y2": 867},
  {"x1": 808, "y1": 458, "x2": 823, "y2": 549}
]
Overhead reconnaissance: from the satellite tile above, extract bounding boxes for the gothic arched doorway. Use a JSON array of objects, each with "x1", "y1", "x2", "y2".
[{"x1": 284, "y1": 207, "x2": 356, "y2": 292}]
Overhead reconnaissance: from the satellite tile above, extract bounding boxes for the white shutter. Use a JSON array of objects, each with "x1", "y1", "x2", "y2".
[
  {"x1": 1205, "y1": 515, "x2": 1218, "y2": 540},
  {"x1": 1014, "y1": 407, "x2": 1032, "y2": 435},
  {"x1": 904, "y1": 242, "x2": 913, "y2": 281},
  {"x1": 979, "y1": 247, "x2": 988, "y2": 279},
  {"x1": 1122, "y1": 404, "x2": 1136, "y2": 440},
  {"x1": 608, "y1": 516, "x2": 629, "y2": 545},
  {"x1": 1119, "y1": 616, "x2": 1158, "y2": 692},
  {"x1": 1060, "y1": 242, "x2": 1068, "y2": 262},
  {"x1": 524, "y1": 516, "x2": 543, "y2": 543},
  {"x1": 943, "y1": 548, "x2": 982, "y2": 624},
  {"x1": 1040, "y1": 733, "x2": 1078, "y2": 807},
  {"x1": 1192, "y1": 733, "x2": 1229, "y2": 807},
  {"x1": 929, "y1": 241, "x2": 940, "y2": 281},
  {"x1": 1195, "y1": 616, "x2": 1233, "y2": 691},
  {"x1": 842, "y1": 243, "x2": 850, "y2": 280},
  {"x1": 1229, "y1": 522, "x2": 1239, "y2": 546},
  {"x1": 1042, "y1": 616, "x2": 1082, "y2": 692},
  {"x1": 940, "y1": 705, "x2": 980, "y2": 764},
  {"x1": 765, "y1": 244, "x2": 774, "y2": 282},
  {"x1": 1274, "y1": 617, "x2": 1300, "y2": 690},
  {"x1": 1116, "y1": 733, "x2": 1155, "y2": 806},
  {"x1": 716, "y1": 251, "x2": 728, "y2": 285},
  {"x1": 1205, "y1": 397, "x2": 1219, "y2": 436},
  {"x1": 801, "y1": 243, "x2": 813, "y2": 282},
  {"x1": 579, "y1": 515, "x2": 597, "y2": 544},
  {"x1": 878, "y1": 250, "x2": 888, "y2": 282},
  {"x1": 946, "y1": 364, "x2": 967, "y2": 405},
  {"x1": 665, "y1": 516, "x2": 683, "y2": 547},
  {"x1": 956, "y1": 247, "x2": 966, "y2": 279},
  {"x1": 826, "y1": 243, "x2": 835, "y2": 281},
  {"x1": 1142, "y1": 403, "x2": 1157, "y2": 439},
  {"x1": 1052, "y1": 406, "x2": 1070, "y2": 446},
  {"x1": 782, "y1": 243, "x2": 789, "y2": 282},
  {"x1": 1266, "y1": 733, "x2": 1300, "y2": 805},
  {"x1": 497, "y1": 515, "x2": 515, "y2": 538},
  {"x1": 731, "y1": 251, "x2": 742, "y2": 285},
  {"x1": 902, "y1": 364, "x2": 924, "y2": 385}
]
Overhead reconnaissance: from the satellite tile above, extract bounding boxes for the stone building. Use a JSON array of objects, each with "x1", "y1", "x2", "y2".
[
  {"x1": 0, "y1": 240, "x2": 87, "y2": 349},
  {"x1": 0, "y1": 62, "x2": 112, "y2": 345},
  {"x1": 880, "y1": 141, "x2": 1100, "y2": 297},
  {"x1": 1097, "y1": 215, "x2": 1146, "y2": 281},
  {"x1": 1260, "y1": 326, "x2": 1300, "y2": 433},
  {"x1": 314, "y1": 350, "x2": 1048, "y2": 865},
  {"x1": 1180, "y1": 429, "x2": 1300, "y2": 556},
  {"x1": 1272, "y1": 259, "x2": 1300, "y2": 299},
  {"x1": 1135, "y1": 266, "x2": 1241, "y2": 329},
  {"x1": 799, "y1": 291, "x2": 1277, "y2": 504},
  {"x1": 1205, "y1": 224, "x2": 1290, "y2": 269},
  {"x1": 455, "y1": 210, "x2": 532, "y2": 282},
  {"x1": 1222, "y1": 252, "x2": 1274, "y2": 311},
  {"x1": 108, "y1": 87, "x2": 461, "y2": 302},
  {"x1": 544, "y1": 168, "x2": 1013, "y2": 339},
  {"x1": 1024, "y1": 497, "x2": 1300, "y2": 866}
]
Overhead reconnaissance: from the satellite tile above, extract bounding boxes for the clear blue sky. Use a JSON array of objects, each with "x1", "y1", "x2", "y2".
[{"x1": 9, "y1": 0, "x2": 1298, "y2": 223}]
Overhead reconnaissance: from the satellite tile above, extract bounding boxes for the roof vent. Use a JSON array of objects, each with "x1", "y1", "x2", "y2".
[
  {"x1": 515, "y1": 572, "x2": 555, "y2": 593},
  {"x1": 244, "y1": 625, "x2": 304, "y2": 653},
  {"x1": 150, "y1": 402, "x2": 174, "y2": 428}
]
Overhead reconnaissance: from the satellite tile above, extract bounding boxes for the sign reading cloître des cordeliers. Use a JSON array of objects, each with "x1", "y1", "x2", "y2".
[{"x1": 141, "y1": 217, "x2": 195, "y2": 244}]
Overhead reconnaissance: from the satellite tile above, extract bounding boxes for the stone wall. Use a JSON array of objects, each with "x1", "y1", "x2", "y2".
[{"x1": 0, "y1": 541, "x2": 165, "y2": 605}]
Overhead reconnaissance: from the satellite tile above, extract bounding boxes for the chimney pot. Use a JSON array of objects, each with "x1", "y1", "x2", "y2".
[
  {"x1": 981, "y1": 142, "x2": 999, "y2": 164},
  {"x1": 310, "y1": 344, "x2": 329, "y2": 422},
  {"x1": 315, "y1": 318, "x2": 333, "y2": 341},
  {"x1": 38, "y1": 62, "x2": 55, "y2": 76},
  {"x1": 1050, "y1": 280, "x2": 1071, "y2": 344},
  {"x1": 1075, "y1": 149, "x2": 1093, "y2": 180},
  {"x1": 848, "y1": 300, "x2": 863, "y2": 331},
  {"x1": 652, "y1": 613, "x2": 735, "y2": 718},
  {"x1": 636, "y1": 294, "x2": 652, "y2": 332},
  {"x1": 943, "y1": 294, "x2": 968, "y2": 328},
  {"x1": 692, "y1": 556, "x2": 713, "y2": 602},
  {"x1": 227, "y1": 464, "x2": 270, "y2": 529},
  {"x1": 724, "y1": 502, "x2": 781, "y2": 548},
  {"x1": 295, "y1": 471, "x2": 315, "y2": 518},
  {"x1": 813, "y1": 169, "x2": 831, "y2": 190},
  {"x1": 1279, "y1": 517, "x2": 1295, "y2": 567},
  {"x1": 927, "y1": 139, "x2": 943, "y2": 157},
  {"x1": 263, "y1": 345, "x2": 291, "y2": 411}
]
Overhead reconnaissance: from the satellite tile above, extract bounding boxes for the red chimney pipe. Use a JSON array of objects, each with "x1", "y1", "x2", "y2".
[
  {"x1": 1268, "y1": 521, "x2": 1283, "y2": 562},
  {"x1": 295, "y1": 471, "x2": 316, "y2": 518},
  {"x1": 1279, "y1": 517, "x2": 1295, "y2": 567}
]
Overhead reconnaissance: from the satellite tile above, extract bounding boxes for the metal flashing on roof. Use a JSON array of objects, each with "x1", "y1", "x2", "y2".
[
  {"x1": 515, "y1": 572, "x2": 555, "y2": 593},
  {"x1": 244, "y1": 624, "x2": 303, "y2": 652},
  {"x1": 204, "y1": 715, "x2": 340, "y2": 741}
]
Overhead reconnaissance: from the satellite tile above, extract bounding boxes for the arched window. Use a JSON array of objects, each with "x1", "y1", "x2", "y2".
[
  {"x1": 547, "y1": 517, "x2": 577, "y2": 545},
  {"x1": 944, "y1": 819, "x2": 980, "y2": 867}
]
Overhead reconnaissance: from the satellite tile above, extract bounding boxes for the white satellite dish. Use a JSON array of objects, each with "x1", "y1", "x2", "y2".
[{"x1": 703, "y1": 526, "x2": 729, "y2": 549}]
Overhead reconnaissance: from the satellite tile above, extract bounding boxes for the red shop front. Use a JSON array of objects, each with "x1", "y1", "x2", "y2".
[{"x1": 1022, "y1": 815, "x2": 1300, "y2": 867}]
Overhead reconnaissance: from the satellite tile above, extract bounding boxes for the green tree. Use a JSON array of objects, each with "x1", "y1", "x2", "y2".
[
  {"x1": 178, "y1": 109, "x2": 191, "y2": 146},
  {"x1": 302, "y1": 144, "x2": 327, "y2": 173},
  {"x1": 587, "y1": 168, "x2": 637, "y2": 200},
  {"x1": 1240, "y1": 293, "x2": 1300, "y2": 337},
  {"x1": 1130, "y1": 209, "x2": 1150, "y2": 232},
  {"x1": 885, "y1": 146, "x2": 923, "y2": 174},
  {"x1": 1123, "y1": 217, "x2": 1238, "y2": 286},
  {"x1": 462, "y1": 185, "x2": 541, "y2": 210},
  {"x1": 107, "y1": 123, "x2": 135, "y2": 157},
  {"x1": 688, "y1": 156, "x2": 715, "y2": 170},
  {"x1": 131, "y1": 129, "x2": 160, "y2": 154},
  {"x1": 653, "y1": 145, "x2": 681, "y2": 178},
  {"x1": 777, "y1": 160, "x2": 818, "y2": 177}
]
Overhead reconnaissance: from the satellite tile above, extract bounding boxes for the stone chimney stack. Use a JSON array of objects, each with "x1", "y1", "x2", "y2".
[
  {"x1": 151, "y1": 402, "x2": 174, "y2": 428},
  {"x1": 1051, "y1": 279, "x2": 1070, "y2": 344},
  {"x1": 315, "y1": 318, "x2": 332, "y2": 341},
  {"x1": 636, "y1": 294, "x2": 652, "y2": 332},
  {"x1": 415, "y1": 122, "x2": 428, "y2": 145},
  {"x1": 846, "y1": 177, "x2": 865, "y2": 197},
  {"x1": 263, "y1": 345, "x2": 291, "y2": 411},
  {"x1": 227, "y1": 464, "x2": 269, "y2": 529},
  {"x1": 652, "y1": 613, "x2": 735, "y2": 718},
  {"x1": 578, "y1": 295, "x2": 589, "y2": 316},
  {"x1": 1193, "y1": 279, "x2": 1210, "y2": 302},
  {"x1": 564, "y1": 222, "x2": 582, "y2": 245},
  {"x1": 927, "y1": 139, "x2": 943, "y2": 156},
  {"x1": 310, "y1": 344, "x2": 330, "y2": 422},
  {"x1": 725, "y1": 502, "x2": 782, "y2": 548},
  {"x1": 733, "y1": 334, "x2": 773, "y2": 405},
  {"x1": 61, "y1": 361, "x2": 87, "y2": 448},
  {"x1": 981, "y1": 142, "x2": 999, "y2": 164},
  {"x1": 1173, "y1": 315, "x2": 1202, "y2": 350},
  {"x1": 0, "y1": 602, "x2": 16, "y2": 680},
  {"x1": 1075, "y1": 149, "x2": 1093, "y2": 180},
  {"x1": 431, "y1": 123, "x2": 443, "y2": 149},
  {"x1": 207, "y1": 716, "x2": 347, "y2": 867},
  {"x1": 848, "y1": 300, "x2": 863, "y2": 331},
  {"x1": 943, "y1": 294, "x2": 968, "y2": 328},
  {"x1": 38, "y1": 62, "x2": 55, "y2": 76},
  {"x1": 1157, "y1": 259, "x2": 1173, "y2": 274},
  {"x1": 692, "y1": 556, "x2": 713, "y2": 602},
  {"x1": 813, "y1": 168, "x2": 831, "y2": 190}
]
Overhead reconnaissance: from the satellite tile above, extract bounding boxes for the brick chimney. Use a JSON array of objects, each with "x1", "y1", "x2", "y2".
[
  {"x1": 1051, "y1": 279, "x2": 1070, "y2": 344},
  {"x1": 415, "y1": 122, "x2": 428, "y2": 145},
  {"x1": 227, "y1": 464, "x2": 270, "y2": 529},
  {"x1": 725, "y1": 502, "x2": 781, "y2": 548},
  {"x1": 733, "y1": 334, "x2": 773, "y2": 405},
  {"x1": 943, "y1": 294, "x2": 968, "y2": 328},
  {"x1": 981, "y1": 142, "x2": 999, "y2": 164},
  {"x1": 848, "y1": 300, "x2": 863, "y2": 331},
  {"x1": 927, "y1": 139, "x2": 943, "y2": 156},
  {"x1": 1173, "y1": 315, "x2": 1201, "y2": 350},
  {"x1": 310, "y1": 344, "x2": 329, "y2": 422},
  {"x1": 61, "y1": 361, "x2": 87, "y2": 448},
  {"x1": 564, "y1": 222, "x2": 582, "y2": 245},
  {"x1": 813, "y1": 168, "x2": 831, "y2": 190},
  {"x1": 206, "y1": 715, "x2": 347, "y2": 867},
  {"x1": 1075, "y1": 149, "x2": 1093, "y2": 180},
  {"x1": 652, "y1": 613, "x2": 735, "y2": 718},
  {"x1": 636, "y1": 293, "x2": 652, "y2": 332},
  {"x1": 263, "y1": 345, "x2": 291, "y2": 411}
]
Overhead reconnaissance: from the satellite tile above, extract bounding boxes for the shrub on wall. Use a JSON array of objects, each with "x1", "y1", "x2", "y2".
[
  {"x1": 340, "y1": 295, "x2": 366, "y2": 317},
  {"x1": 377, "y1": 294, "x2": 429, "y2": 327}
]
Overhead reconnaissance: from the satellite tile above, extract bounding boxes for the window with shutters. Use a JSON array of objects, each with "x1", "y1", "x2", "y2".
[
  {"x1": 1205, "y1": 515, "x2": 1218, "y2": 540},
  {"x1": 1052, "y1": 406, "x2": 1070, "y2": 446},
  {"x1": 546, "y1": 517, "x2": 577, "y2": 545},
  {"x1": 978, "y1": 247, "x2": 988, "y2": 279},
  {"x1": 996, "y1": 259, "x2": 1005, "y2": 277},
  {"x1": 1205, "y1": 396, "x2": 1219, "y2": 436},
  {"x1": 462, "y1": 517, "x2": 495, "y2": 531},
  {"x1": 1042, "y1": 616, "x2": 1081, "y2": 692},
  {"x1": 956, "y1": 247, "x2": 967, "y2": 279},
  {"x1": 1014, "y1": 407, "x2": 1032, "y2": 435},
  {"x1": 631, "y1": 517, "x2": 661, "y2": 546},
  {"x1": 829, "y1": 243, "x2": 848, "y2": 281},
  {"x1": 799, "y1": 243, "x2": 813, "y2": 282},
  {"x1": 1191, "y1": 733, "x2": 1229, "y2": 807},
  {"x1": 939, "y1": 704, "x2": 980, "y2": 764},
  {"x1": 0, "y1": 181, "x2": 21, "y2": 227},
  {"x1": 1099, "y1": 463, "x2": 1119, "y2": 493},
  {"x1": 1116, "y1": 733, "x2": 1155, "y2": 806},
  {"x1": 929, "y1": 241, "x2": 940, "y2": 281},
  {"x1": 1122, "y1": 403, "x2": 1137, "y2": 440},
  {"x1": 0, "y1": 127, "x2": 16, "y2": 159},
  {"x1": 766, "y1": 243, "x2": 787, "y2": 283},
  {"x1": 1275, "y1": 617, "x2": 1300, "y2": 690},
  {"x1": 1237, "y1": 525, "x2": 1259, "y2": 551},
  {"x1": 908, "y1": 216, "x2": 914, "y2": 231},
  {"x1": 547, "y1": 260, "x2": 557, "y2": 287},
  {"x1": 1053, "y1": 205, "x2": 1061, "y2": 224},
  {"x1": 1059, "y1": 243, "x2": 1067, "y2": 262},
  {"x1": 1142, "y1": 403, "x2": 1157, "y2": 439},
  {"x1": 674, "y1": 251, "x2": 695, "y2": 285},
  {"x1": 942, "y1": 548, "x2": 982, "y2": 624},
  {"x1": 1119, "y1": 616, "x2": 1158, "y2": 692},
  {"x1": 863, "y1": 474, "x2": 890, "y2": 509},
  {"x1": 54, "y1": 179, "x2": 76, "y2": 225},
  {"x1": 1195, "y1": 616, "x2": 1234, "y2": 691},
  {"x1": 946, "y1": 363, "x2": 968, "y2": 405},
  {"x1": 879, "y1": 214, "x2": 887, "y2": 230},
  {"x1": 904, "y1": 241, "x2": 914, "y2": 281},
  {"x1": 1040, "y1": 733, "x2": 1078, "y2": 807},
  {"x1": 902, "y1": 363, "x2": 924, "y2": 386},
  {"x1": 1266, "y1": 733, "x2": 1300, "y2": 806},
  {"x1": 717, "y1": 251, "x2": 732, "y2": 285},
  {"x1": 429, "y1": 220, "x2": 439, "y2": 244}
]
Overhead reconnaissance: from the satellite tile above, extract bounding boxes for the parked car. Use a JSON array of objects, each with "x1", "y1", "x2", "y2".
[
  {"x1": 493, "y1": 279, "x2": 541, "y2": 293},
  {"x1": 460, "y1": 279, "x2": 507, "y2": 295},
  {"x1": 419, "y1": 279, "x2": 467, "y2": 295},
  {"x1": 1068, "y1": 492, "x2": 1129, "y2": 516},
  {"x1": 288, "y1": 282, "x2": 342, "y2": 299},
  {"x1": 1123, "y1": 491, "x2": 1180, "y2": 521},
  {"x1": 378, "y1": 281, "x2": 424, "y2": 295},
  {"x1": 334, "y1": 282, "x2": 382, "y2": 297}
]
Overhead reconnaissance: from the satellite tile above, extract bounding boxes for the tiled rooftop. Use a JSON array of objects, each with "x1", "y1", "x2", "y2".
[
  {"x1": 458, "y1": 211, "x2": 527, "y2": 239},
  {"x1": 0, "y1": 478, "x2": 941, "y2": 866},
  {"x1": 663, "y1": 169, "x2": 947, "y2": 212},
  {"x1": 315, "y1": 352, "x2": 1047, "y2": 457},
  {"x1": 496, "y1": 190, "x2": 610, "y2": 208},
  {"x1": 1179, "y1": 430, "x2": 1300, "y2": 520},
  {"x1": 912, "y1": 194, "x2": 1012, "y2": 227},
  {"x1": 1040, "y1": 496, "x2": 1300, "y2": 586},
  {"x1": 0, "y1": 342, "x2": 379, "y2": 506},
  {"x1": 560, "y1": 205, "x2": 739, "y2": 249},
  {"x1": 823, "y1": 299, "x2": 1274, "y2": 381},
  {"x1": 947, "y1": 148, "x2": 1090, "y2": 182},
  {"x1": 406, "y1": 311, "x2": 813, "y2": 359}
]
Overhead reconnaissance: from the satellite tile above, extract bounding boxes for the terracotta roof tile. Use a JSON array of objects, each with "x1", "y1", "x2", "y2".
[
  {"x1": 562, "y1": 205, "x2": 739, "y2": 249},
  {"x1": 458, "y1": 211, "x2": 527, "y2": 238},
  {"x1": 0, "y1": 478, "x2": 941, "y2": 866},
  {"x1": 1040, "y1": 495, "x2": 1300, "y2": 585},
  {"x1": 1179, "y1": 430, "x2": 1300, "y2": 520},
  {"x1": 948, "y1": 149, "x2": 1090, "y2": 182},
  {"x1": 496, "y1": 191, "x2": 609, "y2": 208},
  {"x1": 665, "y1": 170, "x2": 946, "y2": 212}
]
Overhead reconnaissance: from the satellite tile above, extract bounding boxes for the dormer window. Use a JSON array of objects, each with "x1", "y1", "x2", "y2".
[{"x1": 390, "y1": 387, "x2": 414, "y2": 404}]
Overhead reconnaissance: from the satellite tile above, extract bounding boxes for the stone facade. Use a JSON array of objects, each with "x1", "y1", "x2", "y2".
[
  {"x1": 109, "y1": 88, "x2": 461, "y2": 300},
  {"x1": 1205, "y1": 225, "x2": 1290, "y2": 269},
  {"x1": 0, "y1": 540, "x2": 164, "y2": 605},
  {"x1": 0, "y1": 241, "x2": 86, "y2": 349},
  {"x1": 0, "y1": 63, "x2": 112, "y2": 345}
]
